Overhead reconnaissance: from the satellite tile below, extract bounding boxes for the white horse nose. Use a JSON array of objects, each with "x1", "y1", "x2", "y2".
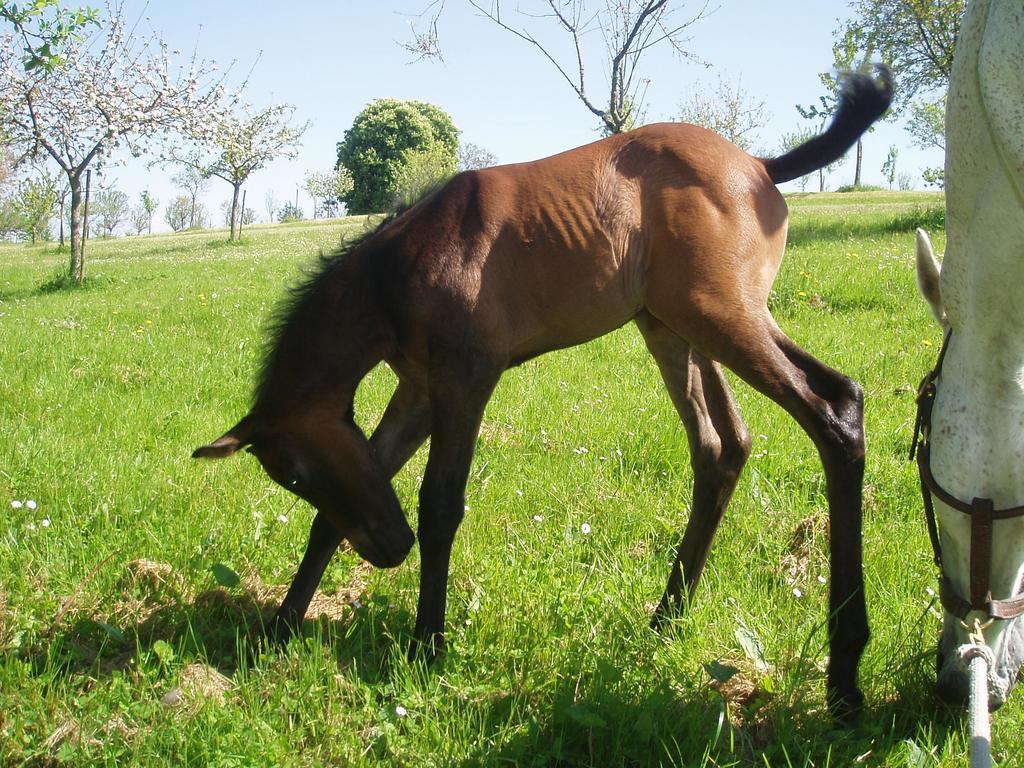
[{"x1": 935, "y1": 666, "x2": 969, "y2": 705}]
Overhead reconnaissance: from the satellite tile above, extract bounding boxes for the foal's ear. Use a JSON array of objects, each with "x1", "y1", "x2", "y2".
[{"x1": 192, "y1": 416, "x2": 255, "y2": 459}]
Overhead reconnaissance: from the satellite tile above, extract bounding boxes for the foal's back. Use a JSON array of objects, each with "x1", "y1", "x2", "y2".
[{"x1": 379, "y1": 122, "x2": 788, "y2": 367}]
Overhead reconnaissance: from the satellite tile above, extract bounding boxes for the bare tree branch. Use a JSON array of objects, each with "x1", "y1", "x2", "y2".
[{"x1": 406, "y1": 1, "x2": 715, "y2": 135}]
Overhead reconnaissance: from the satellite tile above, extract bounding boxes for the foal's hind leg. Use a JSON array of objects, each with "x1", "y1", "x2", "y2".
[
  {"x1": 719, "y1": 322, "x2": 865, "y2": 716},
  {"x1": 268, "y1": 379, "x2": 430, "y2": 644},
  {"x1": 634, "y1": 312, "x2": 752, "y2": 625},
  {"x1": 650, "y1": 294, "x2": 867, "y2": 716}
]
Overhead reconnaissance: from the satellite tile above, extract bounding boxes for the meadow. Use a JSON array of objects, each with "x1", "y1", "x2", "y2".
[{"x1": 1, "y1": 190, "x2": 1019, "y2": 767}]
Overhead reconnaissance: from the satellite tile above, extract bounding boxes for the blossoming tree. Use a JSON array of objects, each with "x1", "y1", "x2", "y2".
[
  {"x1": 165, "y1": 102, "x2": 307, "y2": 240},
  {"x1": 0, "y1": 1, "x2": 230, "y2": 282}
]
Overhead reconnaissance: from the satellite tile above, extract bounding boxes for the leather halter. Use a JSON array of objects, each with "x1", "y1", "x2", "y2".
[{"x1": 911, "y1": 331, "x2": 1024, "y2": 622}]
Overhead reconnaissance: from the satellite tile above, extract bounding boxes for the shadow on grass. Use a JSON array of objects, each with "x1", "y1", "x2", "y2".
[
  {"x1": 787, "y1": 206, "x2": 946, "y2": 248},
  {"x1": 23, "y1": 563, "x2": 408, "y2": 689},
  {"x1": 19, "y1": 562, "x2": 966, "y2": 767},
  {"x1": 0, "y1": 272, "x2": 116, "y2": 302},
  {"x1": 442, "y1": 663, "x2": 964, "y2": 768}
]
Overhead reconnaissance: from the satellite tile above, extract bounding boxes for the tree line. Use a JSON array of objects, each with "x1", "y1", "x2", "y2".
[
  {"x1": 0, "y1": 1, "x2": 961, "y2": 268},
  {"x1": 0, "y1": 0, "x2": 305, "y2": 281}
]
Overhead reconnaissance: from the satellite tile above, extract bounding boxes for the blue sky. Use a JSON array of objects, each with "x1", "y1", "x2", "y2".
[{"x1": 101, "y1": 1, "x2": 944, "y2": 229}]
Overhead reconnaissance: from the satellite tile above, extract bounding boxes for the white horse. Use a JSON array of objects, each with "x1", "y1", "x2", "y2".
[{"x1": 915, "y1": 0, "x2": 1024, "y2": 710}]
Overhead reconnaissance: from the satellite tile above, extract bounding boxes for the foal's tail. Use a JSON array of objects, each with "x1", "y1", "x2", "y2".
[{"x1": 763, "y1": 64, "x2": 894, "y2": 185}]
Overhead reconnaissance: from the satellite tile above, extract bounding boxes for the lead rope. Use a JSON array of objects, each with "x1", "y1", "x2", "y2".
[{"x1": 958, "y1": 618, "x2": 996, "y2": 768}]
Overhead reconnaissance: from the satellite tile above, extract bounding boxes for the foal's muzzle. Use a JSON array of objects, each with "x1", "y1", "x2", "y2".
[{"x1": 350, "y1": 523, "x2": 415, "y2": 569}]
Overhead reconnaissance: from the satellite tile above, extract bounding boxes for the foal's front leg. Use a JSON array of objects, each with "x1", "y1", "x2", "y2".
[
  {"x1": 410, "y1": 362, "x2": 498, "y2": 659},
  {"x1": 268, "y1": 381, "x2": 430, "y2": 645}
]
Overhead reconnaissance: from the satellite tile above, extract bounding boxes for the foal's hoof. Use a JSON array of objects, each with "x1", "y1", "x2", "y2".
[
  {"x1": 263, "y1": 612, "x2": 300, "y2": 648},
  {"x1": 407, "y1": 632, "x2": 445, "y2": 664},
  {"x1": 649, "y1": 600, "x2": 684, "y2": 631},
  {"x1": 827, "y1": 685, "x2": 865, "y2": 724}
]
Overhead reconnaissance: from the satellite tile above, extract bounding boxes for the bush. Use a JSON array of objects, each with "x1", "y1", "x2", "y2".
[
  {"x1": 336, "y1": 98, "x2": 458, "y2": 214},
  {"x1": 393, "y1": 144, "x2": 454, "y2": 208}
]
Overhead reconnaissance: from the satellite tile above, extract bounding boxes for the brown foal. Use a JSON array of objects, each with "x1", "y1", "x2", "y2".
[{"x1": 195, "y1": 66, "x2": 892, "y2": 717}]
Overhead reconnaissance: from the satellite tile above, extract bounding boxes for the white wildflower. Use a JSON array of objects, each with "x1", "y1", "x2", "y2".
[
  {"x1": 580, "y1": 523, "x2": 592, "y2": 535},
  {"x1": 26, "y1": 500, "x2": 37, "y2": 510},
  {"x1": 395, "y1": 705, "x2": 408, "y2": 718}
]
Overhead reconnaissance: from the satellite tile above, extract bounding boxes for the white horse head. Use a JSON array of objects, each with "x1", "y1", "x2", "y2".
[
  {"x1": 917, "y1": 227, "x2": 1024, "y2": 711},
  {"x1": 913, "y1": 0, "x2": 1024, "y2": 709}
]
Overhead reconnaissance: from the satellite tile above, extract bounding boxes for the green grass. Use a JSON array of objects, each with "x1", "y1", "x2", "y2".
[{"x1": 0, "y1": 192, "x2": 1014, "y2": 766}]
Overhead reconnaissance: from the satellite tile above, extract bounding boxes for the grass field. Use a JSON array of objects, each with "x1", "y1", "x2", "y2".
[{"x1": 2, "y1": 190, "x2": 1019, "y2": 766}]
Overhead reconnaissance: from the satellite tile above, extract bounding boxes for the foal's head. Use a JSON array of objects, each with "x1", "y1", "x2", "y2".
[
  {"x1": 194, "y1": 407, "x2": 415, "y2": 568},
  {"x1": 193, "y1": 221, "x2": 414, "y2": 568}
]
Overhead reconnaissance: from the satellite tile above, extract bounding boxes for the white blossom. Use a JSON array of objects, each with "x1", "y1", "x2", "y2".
[{"x1": 0, "y1": 1, "x2": 240, "y2": 273}]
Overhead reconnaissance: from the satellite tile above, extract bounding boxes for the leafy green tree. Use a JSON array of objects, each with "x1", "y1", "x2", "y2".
[
  {"x1": 840, "y1": 1, "x2": 964, "y2": 187},
  {"x1": 841, "y1": 0, "x2": 963, "y2": 110},
  {"x1": 13, "y1": 171, "x2": 58, "y2": 243},
  {"x1": 0, "y1": 196, "x2": 18, "y2": 238},
  {"x1": 336, "y1": 99, "x2": 458, "y2": 214},
  {"x1": 907, "y1": 96, "x2": 945, "y2": 187},
  {"x1": 393, "y1": 144, "x2": 456, "y2": 208}
]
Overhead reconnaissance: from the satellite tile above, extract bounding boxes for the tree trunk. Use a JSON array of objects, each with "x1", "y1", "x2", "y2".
[
  {"x1": 68, "y1": 173, "x2": 85, "y2": 282},
  {"x1": 229, "y1": 181, "x2": 241, "y2": 240},
  {"x1": 819, "y1": 167, "x2": 825, "y2": 193},
  {"x1": 854, "y1": 138, "x2": 863, "y2": 188},
  {"x1": 59, "y1": 195, "x2": 65, "y2": 249}
]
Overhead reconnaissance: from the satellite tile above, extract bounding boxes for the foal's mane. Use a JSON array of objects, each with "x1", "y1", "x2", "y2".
[{"x1": 253, "y1": 209, "x2": 405, "y2": 405}]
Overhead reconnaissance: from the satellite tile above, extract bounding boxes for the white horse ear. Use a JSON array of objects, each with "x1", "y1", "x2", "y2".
[
  {"x1": 915, "y1": 228, "x2": 946, "y2": 328},
  {"x1": 192, "y1": 415, "x2": 255, "y2": 459}
]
